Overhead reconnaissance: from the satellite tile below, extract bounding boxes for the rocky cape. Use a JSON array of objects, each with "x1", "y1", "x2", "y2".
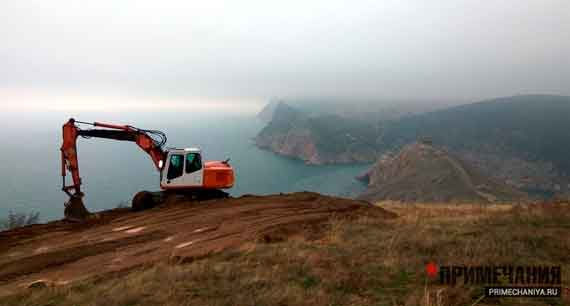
[
  {"x1": 357, "y1": 142, "x2": 527, "y2": 203},
  {"x1": 255, "y1": 102, "x2": 379, "y2": 164}
]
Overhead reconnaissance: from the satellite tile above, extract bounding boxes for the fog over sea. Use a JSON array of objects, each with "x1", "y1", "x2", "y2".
[{"x1": 0, "y1": 109, "x2": 368, "y2": 221}]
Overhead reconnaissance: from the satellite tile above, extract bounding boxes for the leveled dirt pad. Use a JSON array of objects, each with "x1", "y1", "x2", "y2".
[{"x1": 0, "y1": 192, "x2": 395, "y2": 296}]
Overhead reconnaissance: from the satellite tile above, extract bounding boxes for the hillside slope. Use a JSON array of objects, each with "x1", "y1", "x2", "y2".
[
  {"x1": 0, "y1": 192, "x2": 392, "y2": 296},
  {"x1": 2, "y1": 202, "x2": 568, "y2": 306},
  {"x1": 382, "y1": 95, "x2": 570, "y2": 166},
  {"x1": 358, "y1": 142, "x2": 527, "y2": 203}
]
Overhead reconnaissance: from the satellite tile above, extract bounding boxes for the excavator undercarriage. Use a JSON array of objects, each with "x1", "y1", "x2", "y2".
[{"x1": 131, "y1": 189, "x2": 229, "y2": 212}]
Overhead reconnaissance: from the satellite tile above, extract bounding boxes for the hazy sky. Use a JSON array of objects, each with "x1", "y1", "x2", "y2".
[{"x1": 1, "y1": 0, "x2": 569, "y2": 111}]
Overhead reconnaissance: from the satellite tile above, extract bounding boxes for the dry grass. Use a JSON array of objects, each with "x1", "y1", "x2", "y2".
[{"x1": 2, "y1": 202, "x2": 569, "y2": 306}]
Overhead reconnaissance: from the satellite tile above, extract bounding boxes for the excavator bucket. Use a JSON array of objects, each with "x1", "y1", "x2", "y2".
[{"x1": 64, "y1": 195, "x2": 91, "y2": 221}]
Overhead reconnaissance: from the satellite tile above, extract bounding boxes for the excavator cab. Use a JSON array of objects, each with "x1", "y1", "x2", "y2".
[
  {"x1": 160, "y1": 148, "x2": 204, "y2": 188},
  {"x1": 159, "y1": 148, "x2": 234, "y2": 191}
]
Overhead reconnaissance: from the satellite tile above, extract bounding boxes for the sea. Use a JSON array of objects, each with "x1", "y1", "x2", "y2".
[{"x1": 0, "y1": 110, "x2": 369, "y2": 221}]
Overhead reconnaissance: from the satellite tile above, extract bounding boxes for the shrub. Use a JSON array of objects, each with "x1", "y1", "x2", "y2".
[{"x1": 0, "y1": 211, "x2": 40, "y2": 230}]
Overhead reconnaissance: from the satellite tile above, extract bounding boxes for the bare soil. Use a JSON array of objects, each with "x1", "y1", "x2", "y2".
[{"x1": 0, "y1": 192, "x2": 394, "y2": 296}]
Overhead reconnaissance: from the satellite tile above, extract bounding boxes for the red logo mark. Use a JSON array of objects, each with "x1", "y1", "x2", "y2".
[{"x1": 426, "y1": 262, "x2": 438, "y2": 278}]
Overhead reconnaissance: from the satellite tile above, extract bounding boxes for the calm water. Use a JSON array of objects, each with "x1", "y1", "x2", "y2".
[{"x1": 0, "y1": 110, "x2": 369, "y2": 221}]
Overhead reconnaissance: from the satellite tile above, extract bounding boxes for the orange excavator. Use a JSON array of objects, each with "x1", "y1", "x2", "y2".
[{"x1": 61, "y1": 118, "x2": 234, "y2": 220}]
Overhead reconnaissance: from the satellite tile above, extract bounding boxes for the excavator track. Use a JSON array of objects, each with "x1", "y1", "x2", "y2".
[{"x1": 131, "y1": 189, "x2": 229, "y2": 211}]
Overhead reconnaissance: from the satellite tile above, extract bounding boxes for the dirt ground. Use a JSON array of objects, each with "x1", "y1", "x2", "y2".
[{"x1": 0, "y1": 192, "x2": 395, "y2": 296}]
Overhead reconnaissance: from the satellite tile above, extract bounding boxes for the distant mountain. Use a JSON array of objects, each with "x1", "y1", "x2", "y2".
[
  {"x1": 255, "y1": 95, "x2": 570, "y2": 194},
  {"x1": 381, "y1": 95, "x2": 570, "y2": 162},
  {"x1": 256, "y1": 100, "x2": 281, "y2": 122},
  {"x1": 256, "y1": 98, "x2": 452, "y2": 121},
  {"x1": 357, "y1": 142, "x2": 527, "y2": 203}
]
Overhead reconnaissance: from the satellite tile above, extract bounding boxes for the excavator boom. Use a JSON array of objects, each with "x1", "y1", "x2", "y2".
[{"x1": 60, "y1": 118, "x2": 167, "y2": 198}]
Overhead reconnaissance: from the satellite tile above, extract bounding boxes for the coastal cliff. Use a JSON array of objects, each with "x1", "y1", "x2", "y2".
[{"x1": 254, "y1": 102, "x2": 379, "y2": 164}]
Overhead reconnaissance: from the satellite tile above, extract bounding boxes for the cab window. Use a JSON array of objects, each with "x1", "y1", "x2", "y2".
[
  {"x1": 167, "y1": 154, "x2": 184, "y2": 180},
  {"x1": 185, "y1": 153, "x2": 202, "y2": 174}
]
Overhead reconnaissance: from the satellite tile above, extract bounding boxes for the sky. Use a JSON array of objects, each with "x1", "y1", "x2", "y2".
[{"x1": 1, "y1": 0, "x2": 569, "y2": 112}]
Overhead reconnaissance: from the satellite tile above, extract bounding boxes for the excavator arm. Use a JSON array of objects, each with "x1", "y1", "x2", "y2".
[{"x1": 60, "y1": 118, "x2": 167, "y2": 198}]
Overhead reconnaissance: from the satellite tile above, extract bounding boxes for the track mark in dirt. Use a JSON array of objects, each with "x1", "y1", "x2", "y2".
[
  {"x1": 125, "y1": 226, "x2": 146, "y2": 234},
  {"x1": 112, "y1": 226, "x2": 133, "y2": 232},
  {"x1": 0, "y1": 230, "x2": 168, "y2": 282},
  {"x1": 175, "y1": 241, "x2": 195, "y2": 249},
  {"x1": 0, "y1": 192, "x2": 396, "y2": 296},
  {"x1": 33, "y1": 247, "x2": 49, "y2": 254},
  {"x1": 193, "y1": 226, "x2": 217, "y2": 233}
]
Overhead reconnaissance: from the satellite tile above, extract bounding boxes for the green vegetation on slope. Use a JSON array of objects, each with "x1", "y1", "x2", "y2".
[
  {"x1": 307, "y1": 114, "x2": 377, "y2": 155},
  {"x1": 381, "y1": 95, "x2": 570, "y2": 174}
]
